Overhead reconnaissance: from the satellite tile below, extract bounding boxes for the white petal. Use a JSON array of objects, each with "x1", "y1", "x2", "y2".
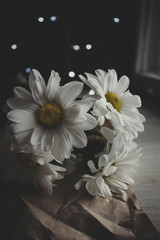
[
  {"x1": 64, "y1": 103, "x2": 90, "y2": 127},
  {"x1": 85, "y1": 71, "x2": 103, "y2": 89},
  {"x1": 64, "y1": 115, "x2": 86, "y2": 127},
  {"x1": 13, "y1": 87, "x2": 32, "y2": 99},
  {"x1": 112, "y1": 172, "x2": 134, "y2": 185},
  {"x1": 67, "y1": 127, "x2": 87, "y2": 148},
  {"x1": 82, "y1": 174, "x2": 95, "y2": 180},
  {"x1": 108, "y1": 69, "x2": 118, "y2": 92},
  {"x1": 40, "y1": 128, "x2": 55, "y2": 152},
  {"x1": 96, "y1": 176, "x2": 112, "y2": 197},
  {"x1": 29, "y1": 69, "x2": 46, "y2": 90},
  {"x1": 98, "y1": 155, "x2": 110, "y2": 169},
  {"x1": 46, "y1": 70, "x2": 61, "y2": 101},
  {"x1": 85, "y1": 178, "x2": 99, "y2": 196},
  {"x1": 93, "y1": 98, "x2": 109, "y2": 116},
  {"x1": 79, "y1": 74, "x2": 93, "y2": 89},
  {"x1": 108, "y1": 184, "x2": 124, "y2": 194},
  {"x1": 63, "y1": 103, "x2": 81, "y2": 119},
  {"x1": 126, "y1": 121, "x2": 144, "y2": 135},
  {"x1": 14, "y1": 129, "x2": 33, "y2": 146},
  {"x1": 31, "y1": 126, "x2": 44, "y2": 145},
  {"x1": 114, "y1": 75, "x2": 130, "y2": 95},
  {"x1": 32, "y1": 155, "x2": 45, "y2": 165},
  {"x1": 120, "y1": 107, "x2": 139, "y2": 121},
  {"x1": 95, "y1": 69, "x2": 106, "y2": 78},
  {"x1": 95, "y1": 69, "x2": 109, "y2": 94},
  {"x1": 32, "y1": 80, "x2": 46, "y2": 106},
  {"x1": 104, "y1": 165, "x2": 117, "y2": 177},
  {"x1": 95, "y1": 69, "x2": 106, "y2": 88},
  {"x1": 107, "y1": 111, "x2": 125, "y2": 130},
  {"x1": 7, "y1": 98, "x2": 38, "y2": 112},
  {"x1": 45, "y1": 164, "x2": 64, "y2": 180},
  {"x1": 87, "y1": 160, "x2": 98, "y2": 173},
  {"x1": 133, "y1": 109, "x2": 146, "y2": 122},
  {"x1": 109, "y1": 134, "x2": 124, "y2": 157},
  {"x1": 97, "y1": 116, "x2": 105, "y2": 126},
  {"x1": 52, "y1": 126, "x2": 72, "y2": 161},
  {"x1": 78, "y1": 113, "x2": 97, "y2": 130},
  {"x1": 100, "y1": 127, "x2": 115, "y2": 143},
  {"x1": 107, "y1": 177, "x2": 128, "y2": 191},
  {"x1": 49, "y1": 164, "x2": 66, "y2": 172},
  {"x1": 116, "y1": 162, "x2": 138, "y2": 169},
  {"x1": 121, "y1": 95, "x2": 141, "y2": 108},
  {"x1": 75, "y1": 100, "x2": 93, "y2": 112},
  {"x1": 58, "y1": 81, "x2": 84, "y2": 108},
  {"x1": 85, "y1": 73, "x2": 104, "y2": 97},
  {"x1": 10, "y1": 123, "x2": 36, "y2": 133},
  {"x1": 74, "y1": 179, "x2": 85, "y2": 190},
  {"x1": 83, "y1": 93, "x2": 100, "y2": 103},
  {"x1": 7, "y1": 110, "x2": 36, "y2": 125}
]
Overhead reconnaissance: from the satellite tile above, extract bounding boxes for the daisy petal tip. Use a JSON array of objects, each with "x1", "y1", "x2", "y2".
[
  {"x1": 78, "y1": 74, "x2": 86, "y2": 81},
  {"x1": 78, "y1": 81, "x2": 84, "y2": 87},
  {"x1": 30, "y1": 69, "x2": 38, "y2": 77},
  {"x1": 6, "y1": 111, "x2": 14, "y2": 121},
  {"x1": 74, "y1": 180, "x2": 84, "y2": 190},
  {"x1": 95, "y1": 69, "x2": 102, "y2": 74},
  {"x1": 50, "y1": 69, "x2": 55, "y2": 75},
  {"x1": 47, "y1": 188, "x2": 53, "y2": 195}
]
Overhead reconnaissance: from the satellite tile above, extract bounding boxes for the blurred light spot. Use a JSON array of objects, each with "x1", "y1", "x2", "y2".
[
  {"x1": 113, "y1": 17, "x2": 120, "y2": 23},
  {"x1": 69, "y1": 71, "x2": 75, "y2": 78},
  {"x1": 72, "y1": 45, "x2": 80, "y2": 51},
  {"x1": 50, "y1": 16, "x2": 57, "y2": 22},
  {"x1": 89, "y1": 89, "x2": 95, "y2": 95},
  {"x1": 25, "y1": 67, "x2": 31, "y2": 73},
  {"x1": 147, "y1": 88, "x2": 153, "y2": 94},
  {"x1": 11, "y1": 44, "x2": 18, "y2": 50},
  {"x1": 86, "y1": 44, "x2": 92, "y2": 50},
  {"x1": 38, "y1": 17, "x2": 44, "y2": 22}
]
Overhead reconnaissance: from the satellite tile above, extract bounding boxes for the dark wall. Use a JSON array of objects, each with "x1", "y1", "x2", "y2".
[
  {"x1": 1, "y1": 0, "x2": 141, "y2": 115},
  {"x1": 2, "y1": 0, "x2": 140, "y2": 75}
]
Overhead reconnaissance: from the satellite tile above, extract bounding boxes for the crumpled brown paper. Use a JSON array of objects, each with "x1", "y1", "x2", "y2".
[{"x1": 0, "y1": 173, "x2": 159, "y2": 240}]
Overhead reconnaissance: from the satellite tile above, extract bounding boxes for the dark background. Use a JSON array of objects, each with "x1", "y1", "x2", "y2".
[{"x1": 1, "y1": 0, "x2": 139, "y2": 86}]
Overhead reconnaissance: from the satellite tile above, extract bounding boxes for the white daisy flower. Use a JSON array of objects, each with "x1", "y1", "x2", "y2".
[
  {"x1": 100, "y1": 126, "x2": 138, "y2": 155},
  {"x1": 75, "y1": 134, "x2": 141, "y2": 198},
  {"x1": 0, "y1": 131, "x2": 65, "y2": 195},
  {"x1": 79, "y1": 69, "x2": 145, "y2": 138},
  {"x1": 7, "y1": 69, "x2": 97, "y2": 162}
]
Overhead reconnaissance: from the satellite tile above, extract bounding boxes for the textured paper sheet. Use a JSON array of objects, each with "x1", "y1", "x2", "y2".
[{"x1": 0, "y1": 175, "x2": 159, "y2": 240}]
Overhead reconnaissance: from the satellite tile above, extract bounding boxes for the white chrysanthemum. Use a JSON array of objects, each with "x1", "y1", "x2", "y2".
[
  {"x1": 79, "y1": 69, "x2": 145, "y2": 138},
  {"x1": 0, "y1": 131, "x2": 65, "y2": 195},
  {"x1": 7, "y1": 69, "x2": 97, "y2": 162},
  {"x1": 100, "y1": 126, "x2": 138, "y2": 154},
  {"x1": 75, "y1": 134, "x2": 141, "y2": 198}
]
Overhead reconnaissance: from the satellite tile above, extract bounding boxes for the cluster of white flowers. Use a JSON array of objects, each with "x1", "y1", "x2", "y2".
[{"x1": 0, "y1": 68, "x2": 145, "y2": 196}]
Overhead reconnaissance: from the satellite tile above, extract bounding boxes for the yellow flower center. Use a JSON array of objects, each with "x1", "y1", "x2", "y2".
[
  {"x1": 105, "y1": 92, "x2": 121, "y2": 112},
  {"x1": 38, "y1": 102, "x2": 62, "y2": 127},
  {"x1": 20, "y1": 153, "x2": 38, "y2": 168}
]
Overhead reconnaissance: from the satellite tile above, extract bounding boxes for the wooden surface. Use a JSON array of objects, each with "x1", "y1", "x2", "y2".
[{"x1": 133, "y1": 98, "x2": 160, "y2": 233}]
